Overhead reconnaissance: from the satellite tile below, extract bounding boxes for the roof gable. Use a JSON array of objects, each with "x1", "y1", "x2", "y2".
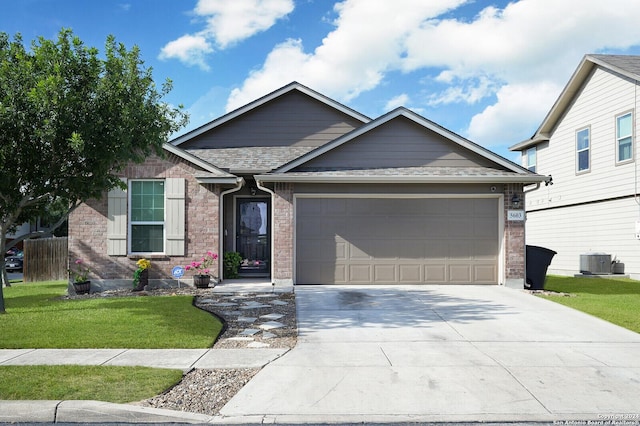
[
  {"x1": 277, "y1": 108, "x2": 529, "y2": 175},
  {"x1": 171, "y1": 82, "x2": 370, "y2": 149},
  {"x1": 510, "y1": 54, "x2": 640, "y2": 151}
]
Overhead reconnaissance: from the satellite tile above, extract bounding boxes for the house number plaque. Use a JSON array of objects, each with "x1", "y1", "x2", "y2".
[{"x1": 507, "y1": 210, "x2": 525, "y2": 221}]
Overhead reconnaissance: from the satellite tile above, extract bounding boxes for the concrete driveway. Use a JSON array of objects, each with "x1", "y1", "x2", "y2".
[{"x1": 220, "y1": 285, "x2": 640, "y2": 424}]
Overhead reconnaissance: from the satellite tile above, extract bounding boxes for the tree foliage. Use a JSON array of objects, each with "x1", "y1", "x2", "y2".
[{"x1": 0, "y1": 29, "x2": 188, "y2": 310}]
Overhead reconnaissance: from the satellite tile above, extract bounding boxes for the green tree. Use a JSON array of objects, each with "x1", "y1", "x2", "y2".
[{"x1": 0, "y1": 29, "x2": 188, "y2": 312}]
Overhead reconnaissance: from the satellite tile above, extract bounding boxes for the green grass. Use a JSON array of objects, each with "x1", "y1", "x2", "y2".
[
  {"x1": 539, "y1": 275, "x2": 640, "y2": 333},
  {"x1": 0, "y1": 365, "x2": 183, "y2": 403},
  {"x1": 0, "y1": 281, "x2": 224, "y2": 348}
]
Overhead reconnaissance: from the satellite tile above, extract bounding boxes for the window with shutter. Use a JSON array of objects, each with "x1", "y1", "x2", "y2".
[{"x1": 107, "y1": 179, "x2": 127, "y2": 255}]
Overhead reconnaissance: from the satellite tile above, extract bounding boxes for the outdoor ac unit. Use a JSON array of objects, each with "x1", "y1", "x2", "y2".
[{"x1": 579, "y1": 253, "x2": 611, "y2": 275}]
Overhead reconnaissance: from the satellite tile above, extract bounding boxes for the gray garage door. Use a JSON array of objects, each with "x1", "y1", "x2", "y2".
[{"x1": 296, "y1": 197, "x2": 499, "y2": 285}]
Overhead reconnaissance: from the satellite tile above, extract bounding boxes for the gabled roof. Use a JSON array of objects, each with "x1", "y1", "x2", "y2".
[
  {"x1": 510, "y1": 54, "x2": 640, "y2": 151},
  {"x1": 258, "y1": 107, "x2": 543, "y2": 184},
  {"x1": 162, "y1": 143, "x2": 240, "y2": 184},
  {"x1": 170, "y1": 82, "x2": 371, "y2": 146}
]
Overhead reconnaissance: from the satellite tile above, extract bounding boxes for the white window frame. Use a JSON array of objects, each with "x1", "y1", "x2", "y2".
[
  {"x1": 524, "y1": 147, "x2": 537, "y2": 173},
  {"x1": 616, "y1": 111, "x2": 633, "y2": 164},
  {"x1": 128, "y1": 179, "x2": 166, "y2": 254},
  {"x1": 576, "y1": 126, "x2": 591, "y2": 174}
]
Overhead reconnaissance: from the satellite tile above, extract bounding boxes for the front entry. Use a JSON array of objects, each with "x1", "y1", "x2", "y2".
[{"x1": 236, "y1": 198, "x2": 271, "y2": 276}]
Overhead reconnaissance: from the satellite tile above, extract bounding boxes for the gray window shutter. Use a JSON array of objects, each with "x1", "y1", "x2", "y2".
[
  {"x1": 107, "y1": 179, "x2": 127, "y2": 256},
  {"x1": 165, "y1": 177, "x2": 185, "y2": 256}
]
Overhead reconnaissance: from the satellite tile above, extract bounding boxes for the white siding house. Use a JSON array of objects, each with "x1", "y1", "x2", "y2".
[{"x1": 510, "y1": 54, "x2": 640, "y2": 278}]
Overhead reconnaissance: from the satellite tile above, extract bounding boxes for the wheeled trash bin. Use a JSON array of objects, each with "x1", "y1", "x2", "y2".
[{"x1": 525, "y1": 245, "x2": 556, "y2": 290}]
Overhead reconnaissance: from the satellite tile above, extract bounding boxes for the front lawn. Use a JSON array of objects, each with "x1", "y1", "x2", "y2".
[
  {"x1": 0, "y1": 281, "x2": 223, "y2": 348},
  {"x1": 538, "y1": 275, "x2": 640, "y2": 333},
  {"x1": 0, "y1": 365, "x2": 183, "y2": 403}
]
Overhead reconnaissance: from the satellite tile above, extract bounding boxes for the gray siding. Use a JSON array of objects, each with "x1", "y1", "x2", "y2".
[
  {"x1": 296, "y1": 117, "x2": 497, "y2": 170},
  {"x1": 181, "y1": 91, "x2": 364, "y2": 149}
]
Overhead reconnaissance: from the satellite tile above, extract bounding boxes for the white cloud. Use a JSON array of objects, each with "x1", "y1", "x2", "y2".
[
  {"x1": 466, "y1": 81, "x2": 560, "y2": 148},
  {"x1": 384, "y1": 94, "x2": 410, "y2": 111},
  {"x1": 428, "y1": 76, "x2": 496, "y2": 106},
  {"x1": 159, "y1": 34, "x2": 213, "y2": 71},
  {"x1": 159, "y1": 0, "x2": 293, "y2": 68},
  {"x1": 226, "y1": 0, "x2": 466, "y2": 111},
  {"x1": 196, "y1": 0, "x2": 294, "y2": 48}
]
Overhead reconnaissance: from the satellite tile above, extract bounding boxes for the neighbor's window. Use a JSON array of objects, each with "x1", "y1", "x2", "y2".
[
  {"x1": 130, "y1": 180, "x2": 165, "y2": 253},
  {"x1": 616, "y1": 112, "x2": 633, "y2": 163},
  {"x1": 524, "y1": 147, "x2": 537, "y2": 172},
  {"x1": 576, "y1": 127, "x2": 590, "y2": 172}
]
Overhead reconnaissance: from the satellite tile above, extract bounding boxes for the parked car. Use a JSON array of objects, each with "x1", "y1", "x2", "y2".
[
  {"x1": 5, "y1": 247, "x2": 22, "y2": 257},
  {"x1": 5, "y1": 256, "x2": 23, "y2": 272}
]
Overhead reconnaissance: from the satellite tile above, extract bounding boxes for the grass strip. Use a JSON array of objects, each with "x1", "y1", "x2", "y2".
[
  {"x1": 538, "y1": 275, "x2": 640, "y2": 333},
  {"x1": 0, "y1": 365, "x2": 183, "y2": 403},
  {"x1": 1, "y1": 281, "x2": 223, "y2": 348}
]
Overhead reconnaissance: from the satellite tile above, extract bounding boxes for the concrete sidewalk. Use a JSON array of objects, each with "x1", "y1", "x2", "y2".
[
  {"x1": 220, "y1": 285, "x2": 640, "y2": 424},
  {"x1": 0, "y1": 348, "x2": 287, "y2": 424},
  {"x1": 0, "y1": 347, "x2": 288, "y2": 370}
]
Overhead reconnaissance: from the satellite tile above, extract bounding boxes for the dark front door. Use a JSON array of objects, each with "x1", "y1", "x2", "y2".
[{"x1": 236, "y1": 198, "x2": 270, "y2": 276}]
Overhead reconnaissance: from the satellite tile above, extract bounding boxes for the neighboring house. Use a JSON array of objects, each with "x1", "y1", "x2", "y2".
[
  {"x1": 69, "y1": 82, "x2": 544, "y2": 289},
  {"x1": 510, "y1": 54, "x2": 640, "y2": 279},
  {"x1": 5, "y1": 219, "x2": 53, "y2": 252}
]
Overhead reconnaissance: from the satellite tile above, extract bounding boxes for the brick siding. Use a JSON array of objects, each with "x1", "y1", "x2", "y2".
[
  {"x1": 68, "y1": 153, "x2": 220, "y2": 284},
  {"x1": 272, "y1": 182, "x2": 294, "y2": 282},
  {"x1": 504, "y1": 183, "x2": 525, "y2": 280}
]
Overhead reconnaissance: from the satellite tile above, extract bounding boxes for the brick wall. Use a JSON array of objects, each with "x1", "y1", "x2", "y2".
[
  {"x1": 68, "y1": 153, "x2": 220, "y2": 286},
  {"x1": 272, "y1": 182, "x2": 294, "y2": 284},
  {"x1": 504, "y1": 183, "x2": 525, "y2": 280}
]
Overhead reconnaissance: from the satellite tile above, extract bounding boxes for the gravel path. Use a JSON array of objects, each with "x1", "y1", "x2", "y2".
[{"x1": 80, "y1": 288, "x2": 298, "y2": 416}]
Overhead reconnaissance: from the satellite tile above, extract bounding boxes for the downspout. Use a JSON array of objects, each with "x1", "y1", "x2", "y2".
[
  {"x1": 255, "y1": 178, "x2": 276, "y2": 284},
  {"x1": 219, "y1": 177, "x2": 245, "y2": 281}
]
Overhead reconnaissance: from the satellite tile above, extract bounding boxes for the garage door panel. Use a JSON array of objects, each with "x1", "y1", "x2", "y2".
[
  {"x1": 449, "y1": 264, "x2": 472, "y2": 282},
  {"x1": 399, "y1": 264, "x2": 422, "y2": 282},
  {"x1": 475, "y1": 265, "x2": 497, "y2": 282},
  {"x1": 425, "y1": 264, "x2": 446, "y2": 282},
  {"x1": 296, "y1": 197, "x2": 499, "y2": 285},
  {"x1": 349, "y1": 264, "x2": 372, "y2": 282},
  {"x1": 374, "y1": 264, "x2": 397, "y2": 282}
]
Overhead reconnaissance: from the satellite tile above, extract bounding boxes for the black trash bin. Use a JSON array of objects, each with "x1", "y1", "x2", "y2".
[{"x1": 525, "y1": 245, "x2": 557, "y2": 290}]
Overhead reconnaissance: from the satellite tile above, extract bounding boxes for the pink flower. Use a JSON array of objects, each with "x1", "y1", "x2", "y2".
[
  {"x1": 75, "y1": 259, "x2": 83, "y2": 265},
  {"x1": 184, "y1": 250, "x2": 219, "y2": 277}
]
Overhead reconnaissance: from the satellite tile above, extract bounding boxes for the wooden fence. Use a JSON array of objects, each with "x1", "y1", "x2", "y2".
[{"x1": 23, "y1": 237, "x2": 68, "y2": 282}]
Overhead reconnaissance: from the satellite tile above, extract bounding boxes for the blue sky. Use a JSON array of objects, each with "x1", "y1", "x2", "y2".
[{"x1": 4, "y1": 0, "x2": 640, "y2": 161}]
